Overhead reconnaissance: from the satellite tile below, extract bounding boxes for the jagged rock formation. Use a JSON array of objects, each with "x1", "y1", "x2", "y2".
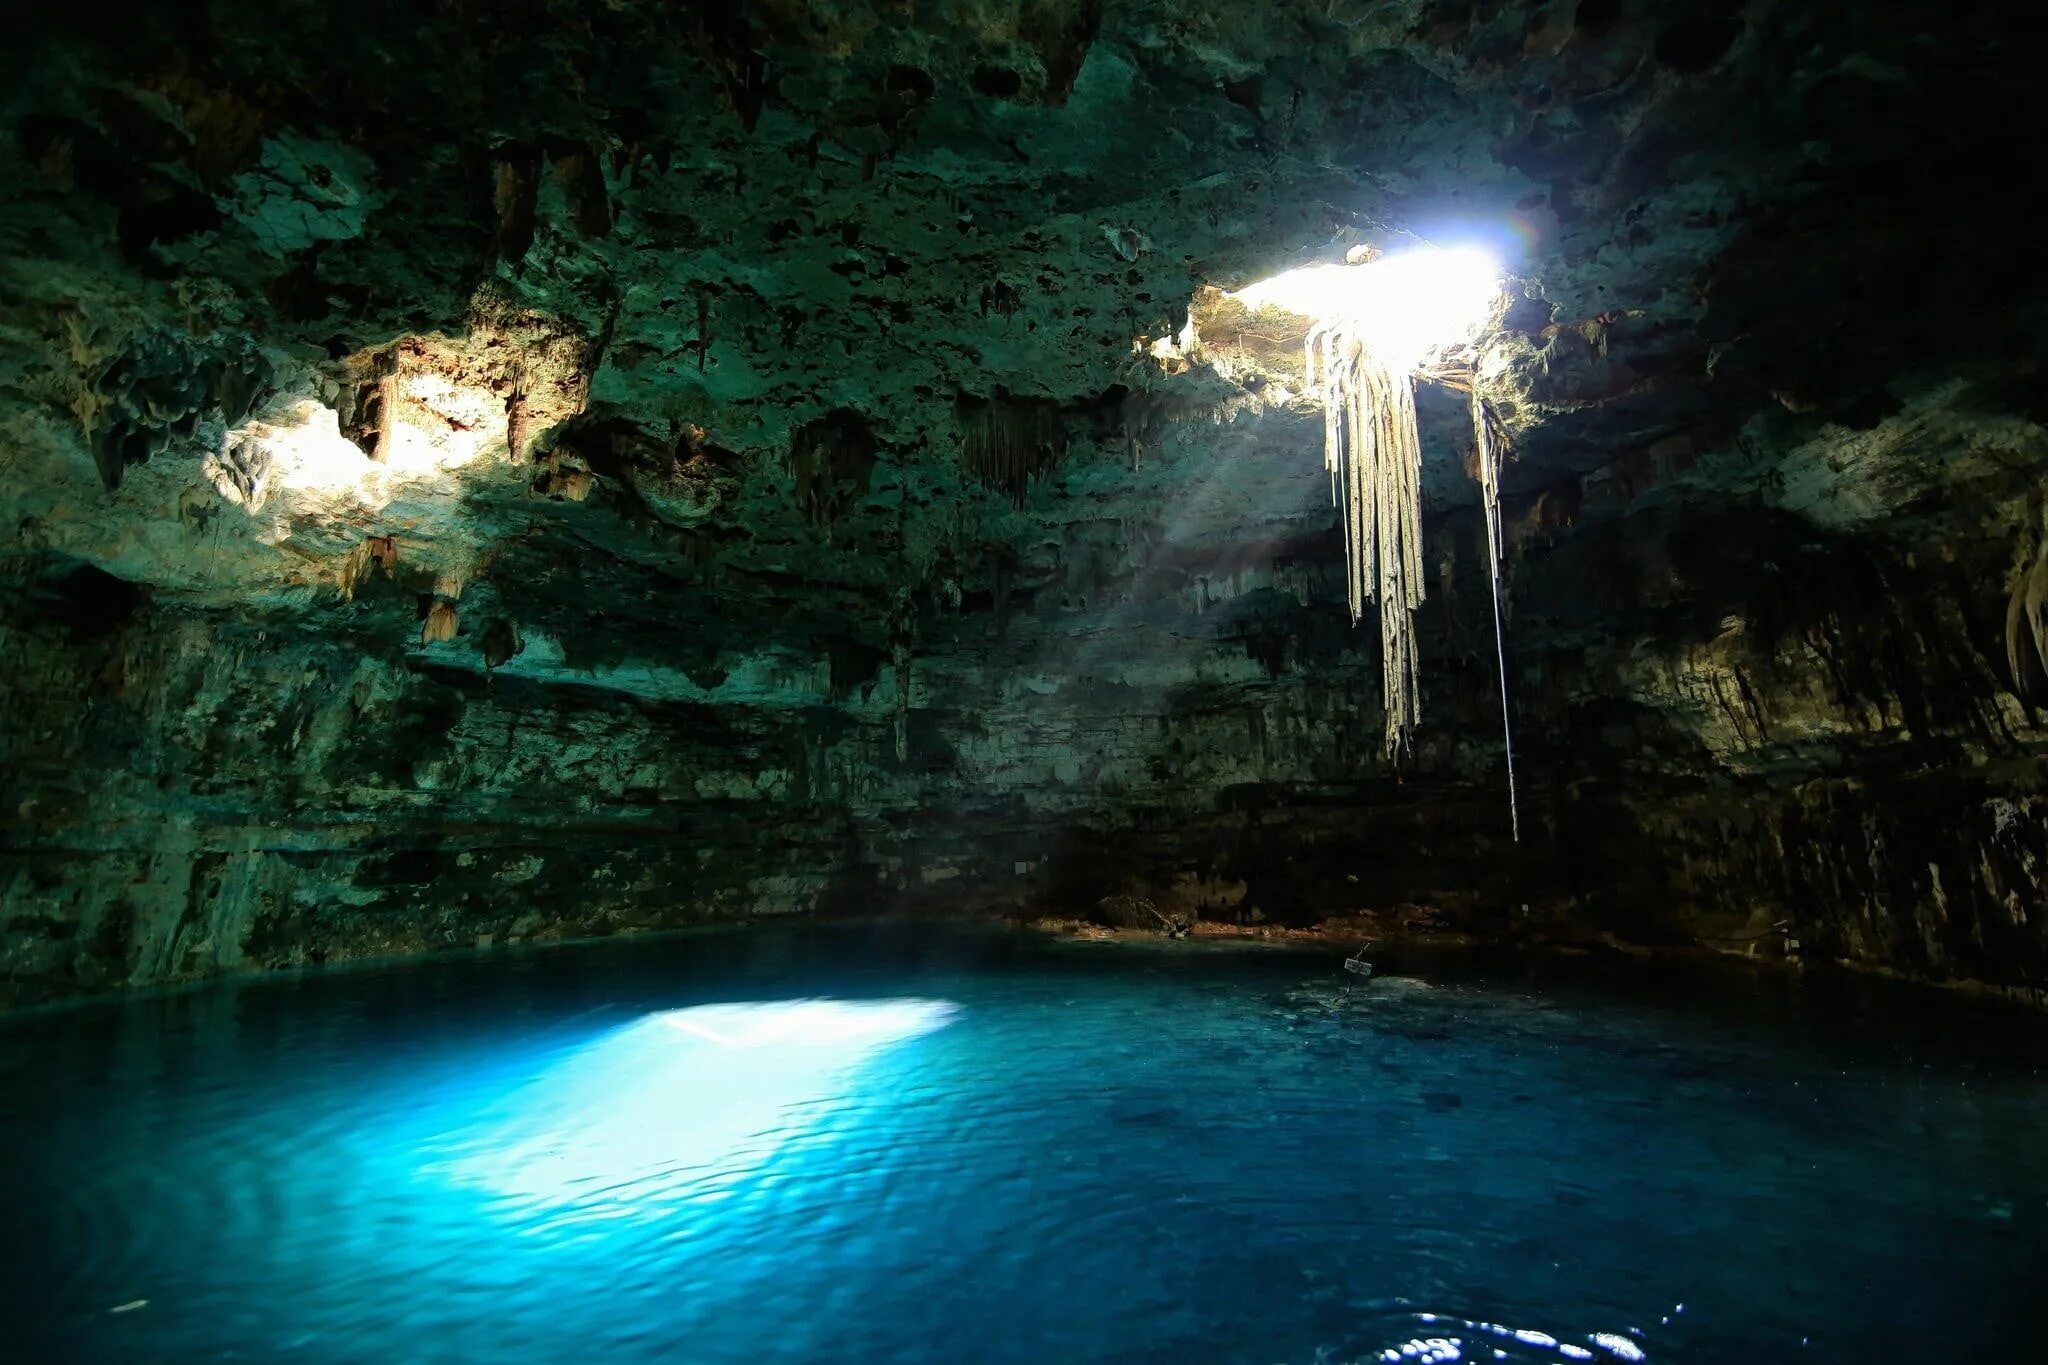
[{"x1": 4, "y1": 0, "x2": 2046, "y2": 1004}]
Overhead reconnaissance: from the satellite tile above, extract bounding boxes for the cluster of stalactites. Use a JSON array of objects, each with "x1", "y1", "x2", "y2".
[
  {"x1": 958, "y1": 396, "x2": 1068, "y2": 509},
  {"x1": 1306, "y1": 323, "x2": 1429, "y2": 760}
]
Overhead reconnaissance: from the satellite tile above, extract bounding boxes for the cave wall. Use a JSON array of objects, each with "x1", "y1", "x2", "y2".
[
  {"x1": 11, "y1": 379, "x2": 2048, "y2": 1004},
  {"x1": 5, "y1": 0, "x2": 2048, "y2": 1004}
]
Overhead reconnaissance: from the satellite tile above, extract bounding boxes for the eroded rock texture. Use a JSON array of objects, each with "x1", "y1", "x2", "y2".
[{"x1": 5, "y1": 0, "x2": 2046, "y2": 1003}]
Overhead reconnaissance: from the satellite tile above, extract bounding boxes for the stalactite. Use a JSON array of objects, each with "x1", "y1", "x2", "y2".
[
  {"x1": 892, "y1": 641, "x2": 912, "y2": 762},
  {"x1": 480, "y1": 618, "x2": 521, "y2": 671},
  {"x1": 504, "y1": 372, "x2": 529, "y2": 464},
  {"x1": 336, "y1": 535, "x2": 397, "y2": 601},
  {"x1": 958, "y1": 396, "x2": 1067, "y2": 507},
  {"x1": 421, "y1": 600, "x2": 458, "y2": 645},
  {"x1": 788, "y1": 409, "x2": 879, "y2": 536}
]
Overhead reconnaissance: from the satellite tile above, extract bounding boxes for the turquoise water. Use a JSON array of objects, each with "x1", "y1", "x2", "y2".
[{"x1": 3, "y1": 927, "x2": 2046, "y2": 1363}]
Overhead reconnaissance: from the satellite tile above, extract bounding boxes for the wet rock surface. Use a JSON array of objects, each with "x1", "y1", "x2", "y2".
[{"x1": 3, "y1": 1, "x2": 2046, "y2": 1003}]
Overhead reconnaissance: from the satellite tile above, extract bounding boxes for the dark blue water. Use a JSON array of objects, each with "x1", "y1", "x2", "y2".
[{"x1": 3, "y1": 927, "x2": 2046, "y2": 1364}]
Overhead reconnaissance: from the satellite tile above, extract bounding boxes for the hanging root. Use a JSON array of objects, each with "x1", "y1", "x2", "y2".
[
  {"x1": 1472, "y1": 391, "x2": 1520, "y2": 843},
  {"x1": 1306, "y1": 323, "x2": 1427, "y2": 760},
  {"x1": 1307, "y1": 325, "x2": 1520, "y2": 838}
]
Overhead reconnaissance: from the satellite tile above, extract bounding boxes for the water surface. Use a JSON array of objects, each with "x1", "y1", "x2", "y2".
[{"x1": 3, "y1": 927, "x2": 2045, "y2": 1362}]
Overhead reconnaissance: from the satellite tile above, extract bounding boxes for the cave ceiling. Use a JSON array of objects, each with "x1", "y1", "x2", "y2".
[{"x1": 3, "y1": 0, "x2": 2041, "y2": 702}]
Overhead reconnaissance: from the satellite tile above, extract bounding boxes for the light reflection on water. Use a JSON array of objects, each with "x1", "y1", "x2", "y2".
[{"x1": 2, "y1": 928, "x2": 2046, "y2": 1363}]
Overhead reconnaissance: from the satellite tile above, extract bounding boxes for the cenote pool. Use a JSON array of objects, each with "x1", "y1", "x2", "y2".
[{"x1": 3, "y1": 926, "x2": 2045, "y2": 1363}]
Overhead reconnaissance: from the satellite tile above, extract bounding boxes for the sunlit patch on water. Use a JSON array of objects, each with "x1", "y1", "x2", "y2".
[{"x1": 431, "y1": 999, "x2": 958, "y2": 1225}]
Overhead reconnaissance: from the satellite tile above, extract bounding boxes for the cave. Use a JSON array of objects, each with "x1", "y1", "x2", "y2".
[{"x1": 4, "y1": 1, "x2": 2047, "y2": 1359}]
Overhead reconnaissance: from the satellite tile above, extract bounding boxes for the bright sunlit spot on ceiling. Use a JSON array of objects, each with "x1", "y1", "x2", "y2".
[
  {"x1": 388, "y1": 371, "x2": 503, "y2": 473},
  {"x1": 210, "y1": 373, "x2": 505, "y2": 519},
  {"x1": 1229, "y1": 245, "x2": 1502, "y2": 372},
  {"x1": 212, "y1": 399, "x2": 376, "y2": 507},
  {"x1": 436, "y1": 999, "x2": 958, "y2": 1226}
]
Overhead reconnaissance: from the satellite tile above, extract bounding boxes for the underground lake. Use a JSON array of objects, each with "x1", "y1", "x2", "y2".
[{"x1": 3, "y1": 927, "x2": 2045, "y2": 1363}]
